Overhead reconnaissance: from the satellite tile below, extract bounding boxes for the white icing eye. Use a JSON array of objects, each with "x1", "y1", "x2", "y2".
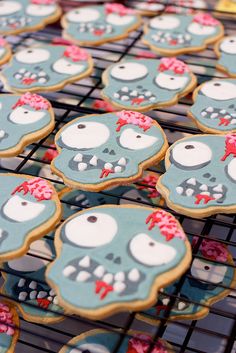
[
  {"x1": 52, "y1": 58, "x2": 85, "y2": 75},
  {"x1": 155, "y1": 73, "x2": 189, "y2": 90},
  {"x1": 200, "y1": 81, "x2": 236, "y2": 100},
  {"x1": 15, "y1": 48, "x2": 50, "y2": 64},
  {"x1": 106, "y1": 13, "x2": 135, "y2": 26},
  {"x1": 110, "y1": 62, "x2": 148, "y2": 81},
  {"x1": 191, "y1": 258, "x2": 227, "y2": 284},
  {"x1": 119, "y1": 128, "x2": 157, "y2": 150},
  {"x1": 129, "y1": 233, "x2": 177, "y2": 266},
  {"x1": 26, "y1": 4, "x2": 56, "y2": 16},
  {"x1": 71, "y1": 344, "x2": 110, "y2": 353},
  {"x1": 171, "y1": 141, "x2": 212, "y2": 168},
  {"x1": 9, "y1": 107, "x2": 46, "y2": 125},
  {"x1": 60, "y1": 121, "x2": 110, "y2": 149},
  {"x1": 0, "y1": 1, "x2": 22, "y2": 15},
  {"x1": 227, "y1": 158, "x2": 236, "y2": 182},
  {"x1": 220, "y1": 36, "x2": 236, "y2": 54},
  {"x1": 3, "y1": 195, "x2": 45, "y2": 222},
  {"x1": 66, "y1": 8, "x2": 100, "y2": 23},
  {"x1": 119, "y1": 190, "x2": 147, "y2": 205},
  {"x1": 149, "y1": 15, "x2": 180, "y2": 30},
  {"x1": 64, "y1": 212, "x2": 117, "y2": 247},
  {"x1": 187, "y1": 23, "x2": 216, "y2": 36}
]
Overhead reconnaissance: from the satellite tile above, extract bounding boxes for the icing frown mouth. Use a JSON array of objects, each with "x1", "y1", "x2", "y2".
[
  {"x1": 14, "y1": 68, "x2": 49, "y2": 85},
  {"x1": 77, "y1": 22, "x2": 113, "y2": 36},
  {"x1": 201, "y1": 106, "x2": 236, "y2": 127},
  {"x1": 113, "y1": 86, "x2": 157, "y2": 105}
]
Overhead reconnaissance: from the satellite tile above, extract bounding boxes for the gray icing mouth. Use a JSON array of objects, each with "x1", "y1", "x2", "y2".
[
  {"x1": 0, "y1": 16, "x2": 32, "y2": 29},
  {"x1": 113, "y1": 86, "x2": 157, "y2": 105},
  {"x1": 151, "y1": 31, "x2": 192, "y2": 46},
  {"x1": 200, "y1": 106, "x2": 236, "y2": 127},
  {"x1": 14, "y1": 67, "x2": 49, "y2": 85},
  {"x1": 0, "y1": 229, "x2": 8, "y2": 246},
  {"x1": 77, "y1": 22, "x2": 113, "y2": 35},
  {"x1": 176, "y1": 178, "x2": 227, "y2": 205},
  {"x1": 63, "y1": 256, "x2": 145, "y2": 298}
]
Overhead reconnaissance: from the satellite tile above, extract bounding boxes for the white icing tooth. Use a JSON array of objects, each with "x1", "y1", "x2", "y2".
[
  {"x1": 70, "y1": 205, "x2": 78, "y2": 210},
  {"x1": 53, "y1": 296, "x2": 58, "y2": 305},
  {"x1": 231, "y1": 113, "x2": 236, "y2": 117},
  {"x1": 186, "y1": 188, "x2": 194, "y2": 196},
  {"x1": 18, "y1": 279, "x2": 25, "y2": 287},
  {"x1": 114, "y1": 166, "x2": 122, "y2": 173},
  {"x1": 230, "y1": 119, "x2": 236, "y2": 124},
  {"x1": 38, "y1": 77, "x2": 47, "y2": 84},
  {"x1": 104, "y1": 162, "x2": 113, "y2": 169},
  {"x1": 114, "y1": 92, "x2": 120, "y2": 99},
  {"x1": 81, "y1": 200, "x2": 89, "y2": 206},
  {"x1": 213, "y1": 193, "x2": 223, "y2": 200},
  {"x1": 199, "y1": 184, "x2": 208, "y2": 191},
  {"x1": 130, "y1": 90, "x2": 138, "y2": 96},
  {"x1": 162, "y1": 298, "x2": 170, "y2": 305},
  {"x1": 0, "y1": 130, "x2": 5, "y2": 138},
  {"x1": 200, "y1": 191, "x2": 210, "y2": 196},
  {"x1": 93, "y1": 265, "x2": 105, "y2": 278},
  {"x1": 89, "y1": 155, "x2": 98, "y2": 166},
  {"x1": 114, "y1": 281, "x2": 126, "y2": 293},
  {"x1": 63, "y1": 265, "x2": 76, "y2": 277},
  {"x1": 31, "y1": 73, "x2": 37, "y2": 79},
  {"x1": 187, "y1": 178, "x2": 196, "y2": 185},
  {"x1": 115, "y1": 272, "x2": 125, "y2": 282},
  {"x1": 176, "y1": 186, "x2": 183, "y2": 194},
  {"x1": 213, "y1": 184, "x2": 223, "y2": 192},
  {"x1": 24, "y1": 71, "x2": 31, "y2": 77},
  {"x1": 29, "y1": 291, "x2": 37, "y2": 300},
  {"x1": 102, "y1": 273, "x2": 113, "y2": 284},
  {"x1": 128, "y1": 268, "x2": 140, "y2": 282},
  {"x1": 38, "y1": 71, "x2": 46, "y2": 77},
  {"x1": 73, "y1": 153, "x2": 83, "y2": 162},
  {"x1": 118, "y1": 157, "x2": 126, "y2": 166},
  {"x1": 78, "y1": 162, "x2": 87, "y2": 171},
  {"x1": 29, "y1": 281, "x2": 37, "y2": 290},
  {"x1": 138, "y1": 95, "x2": 145, "y2": 99},
  {"x1": 178, "y1": 302, "x2": 186, "y2": 310},
  {"x1": 19, "y1": 68, "x2": 26, "y2": 73},
  {"x1": 49, "y1": 289, "x2": 56, "y2": 296},
  {"x1": 206, "y1": 107, "x2": 214, "y2": 113},
  {"x1": 201, "y1": 111, "x2": 207, "y2": 117},
  {"x1": 47, "y1": 296, "x2": 53, "y2": 302},
  {"x1": 121, "y1": 86, "x2": 129, "y2": 92},
  {"x1": 76, "y1": 271, "x2": 91, "y2": 282},
  {"x1": 79, "y1": 256, "x2": 90, "y2": 268},
  {"x1": 19, "y1": 292, "x2": 27, "y2": 301},
  {"x1": 149, "y1": 96, "x2": 156, "y2": 102},
  {"x1": 37, "y1": 291, "x2": 47, "y2": 299},
  {"x1": 220, "y1": 109, "x2": 226, "y2": 114},
  {"x1": 225, "y1": 115, "x2": 231, "y2": 119},
  {"x1": 144, "y1": 91, "x2": 152, "y2": 97},
  {"x1": 75, "y1": 194, "x2": 85, "y2": 202},
  {"x1": 210, "y1": 113, "x2": 218, "y2": 119},
  {"x1": 15, "y1": 74, "x2": 22, "y2": 80},
  {"x1": 121, "y1": 95, "x2": 129, "y2": 101}
]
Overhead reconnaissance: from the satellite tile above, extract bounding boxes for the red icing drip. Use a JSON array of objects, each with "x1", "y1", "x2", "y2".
[
  {"x1": 37, "y1": 298, "x2": 51, "y2": 309},
  {"x1": 195, "y1": 194, "x2": 215, "y2": 205},
  {"x1": 131, "y1": 97, "x2": 146, "y2": 105},
  {"x1": 221, "y1": 134, "x2": 236, "y2": 161},
  {"x1": 95, "y1": 281, "x2": 113, "y2": 300},
  {"x1": 94, "y1": 29, "x2": 105, "y2": 36},
  {"x1": 22, "y1": 77, "x2": 36, "y2": 85},
  {"x1": 219, "y1": 118, "x2": 230, "y2": 126},
  {"x1": 137, "y1": 174, "x2": 160, "y2": 199},
  {"x1": 92, "y1": 99, "x2": 116, "y2": 112},
  {"x1": 156, "y1": 305, "x2": 168, "y2": 315},
  {"x1": 100, "y1": 168, "x2": 114, "y2": 178},
  {"x1": 42, "y1": 144, "x2": 58, "y2": 162},
  {"x1": 169, "y1": 39, "x2": 178, "y2": 45}
]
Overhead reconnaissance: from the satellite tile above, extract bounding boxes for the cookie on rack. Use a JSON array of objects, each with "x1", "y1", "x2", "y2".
[
  {"x1": 59, "y1": 329, "x2": 174, "y2": 353},
  {"x1": 215, "y1": 36, "x2": 236, "y2": 77},
  {"x1": 0, "y1": 173, "x2": 61, "y2": 261},
  {"x1": 0, "y1": 37, "x2": 11, "y2": 66},
  {"x1": 51, "y1": 111, "x2": 168, "y2": 191},
  {"x1": 157, "y1": 133, "x2": 236, "y2": 218},
  {"x1": 142, "y1": 13, "x2": 224, "y2": 56},
  {"x1": 102, "y1": 58, "x2": 197, "y2": 112},
  {"x1": 0, "y1": 300, "x2": 19, "y2": 353},
  {"x1": 0, "y1": 93, "x2": 55, "y2": 157},
  {"x1": 188, "y1": 79, "x2": 236, "y2": 134},
  {"x1": 1, "y1": 44, "x2": 93, "y2": 93},
  {"x1": 0, "y1": 0, "x2": 62, "y2": 36},
  {"x1": 46, "y1": 204, "x2": 191, "y2": 319},
  {"x1": 138, "y1": 236, "x2": 236, "y2": 323},
  {"x1": 61, "y1": 3, "x2": 142, "y2": 46}
]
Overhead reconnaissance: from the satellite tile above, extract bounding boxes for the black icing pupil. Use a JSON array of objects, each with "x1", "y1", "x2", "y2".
[
  {"x1": 24, "y1": 111, "x2": 28, "y2": 114},
  {"x1": 185, "y1": 145, "x2": 194, "y2": 149},
  {"x1": 21, "y1": 202, "x2": 27, "y2": 206},
  {"x1": 87, "y1": 216, "x2": 97, "y2": 223},
  {"x1": 230, "y1": 40, "x2": 235, "y2": 43},
  {"x1": 119, "y1": 66, "x2": 125, "y2": 69},
  {"x1": 204, "y1": 266, "x2": 210, "y2": 270},
  {"x1": 77, "y1": 124, "x2": 86, "y2": 129},
  {"x1": 214, "y1": 83, "x2": 221, "y2": 86},
  {"x1": 136, "y1": 135, "x2": 141, "y2": 138},
  {"x1": 149, "y1": 242, "x2": 155, "y2": 246},
  {"x1": 82, "y1": 350, "x2": 91, "y2": 353},
  {"x1": 27, "y1": 50, "x2": 33, "y2": 53},
  {"x1": 170, "y1": 77, "x2": 175, "y2": 80}
]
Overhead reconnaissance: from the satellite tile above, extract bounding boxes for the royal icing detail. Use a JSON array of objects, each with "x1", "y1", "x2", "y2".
[
  {"x1": 63, "y1": 45, "x2": 89, "y2": 62},
  {"x1": 12, "y1": 92, "x2": 50, "y2": 111},
  {"x1": 0, "y1": 303, "x2": 15, "y2": 336},
  {"x1": 137, "y1": 174, "x2": 160, "y2": 199},
  {"x1": 31, "y1": 0, "x2": 56, "y2": 4},
  {"x1": 105, "y1": 3, "x2": 135, "y2": 15},
  {"x1": 12, "y1": 177, "x2": 54, "y2": 201},
  {"x1": 0, "y1": 37, "x2": 7, "y2": 47},
  {"x1": 193, "y1": 13, "x2": 220, "y2": 26},
  {"x1": 221, "y1": 133, "x2": 236, "y2": 161},
  {"x1": 128, "y1": 334, "x2": 168, "y2": 353},
  {"x1": 42, "y1": 144, "x2": 58, "y2": 162},
  {"x1": 116, "y1": 111, "x2": 153, "y2": 132},
  {"x1": 193, "y1": 237, "x2": 228, "y2": 262},
  {"x1": 158, "y1": 57, "x2": 190, "y2": 74}
]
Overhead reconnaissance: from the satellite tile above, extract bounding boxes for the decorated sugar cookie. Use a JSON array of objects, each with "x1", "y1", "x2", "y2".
[
  {"x1": 142, "y1": 13, "x2": 224, "y2": 56},
  {"x1": 139, "y1": 236, "x2": 236, "y2": 323},
  {"x1": 61, "y1": 3, "x2": 142, "y2": 46},
  {"x1": 46, "y1": 205, "x2": 191, "y2": 319},
  {"x1": 51, "y1": 112, "x2": 168, "y2": 192},
  {"x1": 0, "y1": 301, "x2": 19, "y2": 353},
  {"x1": 0, "y1": 93, "x2": 55, "y2": 157},
  {"x1": 102, "y1": 58, "x2": 197, "y2": 112},
  {"x1": 188, "y1": 79, "x2": 236, "y2": 134},
  {"x1": 0, "y1": 173, "x2": 61, "y2": 261},
  {"x1": 124, "y1": 1, "x2": 165, "y2": 16},
  {"x1": 165, "y1": 0, "x2": 207, "y2": 14},
  {"x1": 0, "y1": 0, "x2": 61, "y2": 36},
  {"x1": 1, "y1": 237, "x2": 64, "y2": 324},
  {"x1": 1, "y1": 44, "x2": 93, "y2": 93},
  {"x1": 0, "y1": 37, "x2": 11, "y2": 66},
  {"x1": 59, "y1": 329, "x2": 174, "y2": 353},
  {"x1": 215, "y1": 36, "x2": 236, "y2": 77},
  {"x1": 158, "y1": 134, "x2": 236, "y2": 218}
]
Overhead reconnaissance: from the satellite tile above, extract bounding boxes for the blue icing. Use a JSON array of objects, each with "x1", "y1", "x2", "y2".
[
  {"x1": 143, "y1": 14, "x2": 221, "y2": 52},
  {"x1": 2, "y1": 44, "x2": 91, "y2": 91},
  {"x1": 161, "y1": 135, "x2": 236, "y2": 210},
  {"x1": 48, "y1": 206, "x2": 187, "y2": 311},
  {"x1": 0, "y1": 333, "x2": 13, "y2": 353},
  {"x1": 0, "y1": 94, "x2": 52, "y2": 152},
  {"x1": 63, "y1": 5, "x2": 139, "y2": 44},
  {"x1": 190, "y1": 79, "x2": 236, "y2": 132},
  {"x1": 53, "y1": 113, "x2": 166, "y2": 186},
  {"x1": 102, "y1": 59, "x2": 192, "y2": 110},
  {"x1": 218, "y1": 36, "x2": 236, "y2": 75}
]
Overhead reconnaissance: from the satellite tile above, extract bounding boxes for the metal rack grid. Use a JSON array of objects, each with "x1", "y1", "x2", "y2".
[{"x1": 0, "y1": 1, "x2": 236, "y2": 352}]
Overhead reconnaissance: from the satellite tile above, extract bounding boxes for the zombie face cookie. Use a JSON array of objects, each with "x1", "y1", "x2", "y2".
[
  {"x1": 188, "y1": 79, "x2": 236, "y2": 134},
  {"x1": 142, "y1": 13, "x2": 223, "y2": 56},
  {"x1": 59, "y1": 329, "x2": 173, "y2": 353},
  {"x1": 0, "y1": 0, "x2": 61, "y2": 36},
  {"x1": 215, "y1": 36, "x2": 236, "y2": 77},
  {"x1": 102, "y1": 58, "x2": 196, "y2": 112},
  {"x1": 0, "y1": 174, "x2": 61, "y2": 261},
  {"x1": 61, "y1": 3, "x2": 142, "y2": 46},
  {"x1": 51, "y1": 111, "x2": 168, "y2": 192},
  {"x1": 0, "y1": 301, "x2": 19, "y2": 353},
  {"x1": 158, "y1": 134, "x2": 236, "y2": 218},
  {"x1": 0, "y1": 37, "x2": 11, "y2": 66},
  {"x1": 1, "y1": 44, "x2": 93, "y2": 93},
  {"x1": 0, "y1": 93, "x2": 54, "y2": 157},
  {"x1": 46, "y1": 205, "x2": 191, "y2": 319}
]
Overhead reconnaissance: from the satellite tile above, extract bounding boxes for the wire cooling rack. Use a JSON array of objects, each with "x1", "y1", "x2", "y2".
[{"x1": 0, "y1": 1, "x2": 236, "y2": 352}]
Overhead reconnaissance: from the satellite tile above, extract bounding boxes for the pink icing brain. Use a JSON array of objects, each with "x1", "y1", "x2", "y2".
[
  {"x1": 12, "y1": 177, "x2": 54, "y2": 201},
  {"x1": 12, "y1": 92, "x2": 50, "y2": 111},
  {"x1": 137, "y1": 174, "x2": 160, "y2": 199},
  {"x1": 0, "y1": 303, "x2": 15, "y2": 336},
  {"x1": 127, "y1": 334, "x2": 168, "y2": 353},
  {"x1": 193, "y1": 237, "x2": 228, "y2": 263},
  {"x1": 105, "y1": 3, "x2": 135, "y2": 16},
  {"x1": 63, "y1": 45, "x2": 89, "y2": 62},
  {"x1": 158, "y1": 58, "x2": 190, "y2": 74},
  {"x1": 116, "y1": 111, "x2": 153, "y2": 132},
  {"x1": 31, "y1": 0, "x2": 57, "y2": 4},
  {"x1": 0, "y1": 37, "x2": 7, "y2": 47},
  {"x1": 193, "y1": 13, "x2": 220, "y2": 26}
]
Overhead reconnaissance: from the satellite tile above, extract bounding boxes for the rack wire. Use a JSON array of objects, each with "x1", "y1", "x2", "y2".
[{"x1": 0, "y1": 1, "x2": 236, "y2": 352}]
